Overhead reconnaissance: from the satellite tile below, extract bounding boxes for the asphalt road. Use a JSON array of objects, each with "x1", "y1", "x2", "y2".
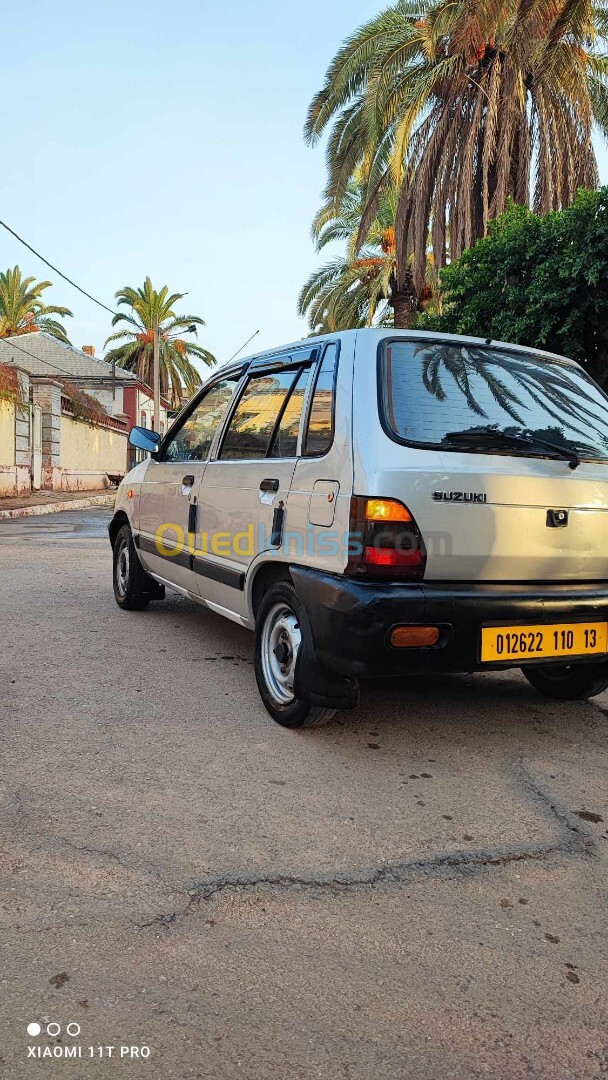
[{"x1": 1, "y1": 509, "x2": 607, "y2": 1079}]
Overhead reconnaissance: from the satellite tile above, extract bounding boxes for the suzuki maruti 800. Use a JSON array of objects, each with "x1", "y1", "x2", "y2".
[{"x1": 109, "y1": 329, "x2": 608, "y2": 727}]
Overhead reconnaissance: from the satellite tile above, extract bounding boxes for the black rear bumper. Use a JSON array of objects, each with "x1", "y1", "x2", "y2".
[{"x1": 290, "y1": 567, "x2": 608, "y2": 677}]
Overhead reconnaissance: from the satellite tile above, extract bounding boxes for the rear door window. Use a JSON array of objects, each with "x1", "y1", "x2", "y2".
[
  {"x1": 303, "y1": 343, "x2": 338, "y2": 456},
  {"x1": 219, "y1": 369, "x2": 298, "y2": 460},
  {"x1": 269, "y1": 366, "x2": 312, "y2": 458}
]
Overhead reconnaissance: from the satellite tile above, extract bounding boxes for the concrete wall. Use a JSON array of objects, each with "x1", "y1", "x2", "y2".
[
  {"x1": 0, "y1": 371, "x2": 32, "y2": 497},
  {"x1": 31, "y1": 379, "x2": 61, "y2": 491},
  {"x1": 83, "y1": 384, "x2": 126, "y2": 418},
  {"x1": 0, "y1": 369, "x2": 129, "y2": 498},
  {"x1": 0, "y1": 399, "x2": 14, "y2": 466},
  {"x1": 59, "y1": 414, "x2": 128, "y2": 491}
]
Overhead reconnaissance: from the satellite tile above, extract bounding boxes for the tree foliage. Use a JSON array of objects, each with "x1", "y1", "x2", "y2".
[
  {"x1": 419, "y1": 187, "x2": 608, "y2": 384},
  {"x1": 298, "y1": 178, "x2": 397, "y2": 332},
  {"x1": 305, "y1": 0, "x2": 608, "y2": 313},
  {"x1": 104, "y1": 277, "x2": 215, "y2": 406},
  {"x1": 0, "y1": 266, "x2": 73, "y2": 342},
  {"x1": 298, "y1": 175, "x2": 437, "y2": 332}
]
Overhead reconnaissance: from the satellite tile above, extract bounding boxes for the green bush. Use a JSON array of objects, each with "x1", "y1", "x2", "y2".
[{"x1": 419, "y1": 189, "x2": 608, "y2": 385}]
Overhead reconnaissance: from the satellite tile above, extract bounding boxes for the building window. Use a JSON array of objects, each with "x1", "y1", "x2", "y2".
[{"x1": 141, "y1": 412, "x2": 147, "y2": 428}]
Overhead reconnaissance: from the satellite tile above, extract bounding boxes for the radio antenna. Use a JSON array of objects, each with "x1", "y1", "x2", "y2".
[{"x1": 225, "y1": 329, "x2": 260, "y2": 365}]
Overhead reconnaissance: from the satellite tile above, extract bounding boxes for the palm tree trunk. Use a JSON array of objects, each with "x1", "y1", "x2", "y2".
[{"x1": 391, "y1": 289, "x2": 417, "y2": 328}]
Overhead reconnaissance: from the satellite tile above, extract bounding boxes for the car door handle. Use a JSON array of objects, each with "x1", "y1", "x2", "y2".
[
  {"x1": 182, "y1": 474, "x2": 195, "y2": 487},
  {"x1": 188, "y1": 499, "x2": 198, "y2": 534},
  {"x1": 260, "y1": 478, "x2": 279, "y2": 492}
]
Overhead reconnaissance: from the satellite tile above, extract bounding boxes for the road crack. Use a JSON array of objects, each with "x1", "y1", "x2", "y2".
[
  {"x1": 51, "y1": 835, "x2": 175, "y2": 887},
  {"x1": 512, "y1": 760, "x2": 596, "y2": 855},
  {"x1": 135, "y1": 763, "x2": 599, "y2": 931},
  {"x1": 135, "y1": 841, "x2": 571, "y2": 931}
]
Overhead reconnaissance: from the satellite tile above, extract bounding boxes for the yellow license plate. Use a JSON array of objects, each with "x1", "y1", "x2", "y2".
[{"x1": 480, "y1": 622, "x2": 608, "y2": 662}]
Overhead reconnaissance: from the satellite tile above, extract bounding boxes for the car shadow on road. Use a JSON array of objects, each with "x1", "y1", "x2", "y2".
[
  {"x1": 150, "y1": 593, "x2": 606, "y2": 754},
  {"x1": 331, "y1": 667, "x2": 606, "y2": 747}
]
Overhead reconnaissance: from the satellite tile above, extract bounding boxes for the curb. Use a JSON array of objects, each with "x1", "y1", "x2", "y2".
[{"x1": 0, "y1": 493, "x2": 116, "y2": 521}]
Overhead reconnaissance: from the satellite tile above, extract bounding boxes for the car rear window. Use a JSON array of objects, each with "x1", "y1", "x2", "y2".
[{"x1": 379, "y1": 339, "x2": 608, "y2": 462}]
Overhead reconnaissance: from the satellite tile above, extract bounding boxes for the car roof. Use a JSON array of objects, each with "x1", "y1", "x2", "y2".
[
  {"x1": 215, "y1": 327, "x2": 573, "y2": 378},
  {"x1": 170, "y1": 327, "x2": 580, "y2": 434}
]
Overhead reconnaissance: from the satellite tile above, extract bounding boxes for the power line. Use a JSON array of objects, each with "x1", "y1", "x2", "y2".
[
  {"x1": 0, "y1": 219, "x2": 118, "y2": 317},
  {"x1": 0, "y1": 218, "x2": 206, "y2": 403}
]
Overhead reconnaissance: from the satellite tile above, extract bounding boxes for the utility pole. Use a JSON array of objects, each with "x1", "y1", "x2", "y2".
[{"x1": 153, "y1": 316, "x2": 160, "y2": 433}]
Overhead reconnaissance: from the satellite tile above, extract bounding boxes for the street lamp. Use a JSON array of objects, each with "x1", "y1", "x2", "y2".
[{"x1": 166, "y1": 324, "x2": 197, "y2": 340}]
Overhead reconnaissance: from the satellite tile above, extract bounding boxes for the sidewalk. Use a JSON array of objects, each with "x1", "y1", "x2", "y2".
[{"x1": 0, "y1": 489, "x2": 116, "y2": 520}]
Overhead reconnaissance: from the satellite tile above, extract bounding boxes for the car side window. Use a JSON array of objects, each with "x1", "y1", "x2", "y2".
[
  {"x1": 303, "y1": 343, "x2": 338, "y2": 456},
  {"x1": 163, "y1": 377, "x2": 240, "y2": 462},
  {"x1": 219, "y1": 369, "x2": 299, "y2": 460},
  {"x1": 268, "y1": 366, "x2": 312, "y2": 458}
]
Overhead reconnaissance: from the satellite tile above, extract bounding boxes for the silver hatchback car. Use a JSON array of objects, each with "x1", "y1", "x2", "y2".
[{"x1": 110, "y1": 328, "x2": 608, "y2": 726}]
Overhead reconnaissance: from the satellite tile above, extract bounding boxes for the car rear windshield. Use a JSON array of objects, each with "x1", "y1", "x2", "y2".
[{"x1": 379, "y1": 339, "x2": 608, "y2": 462}]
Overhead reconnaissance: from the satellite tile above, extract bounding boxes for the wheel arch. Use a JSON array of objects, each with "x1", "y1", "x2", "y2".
[
  {"x1": 253, "y1": 571, "x2": 359, "y2": 711},
  {"x1": 109, "y1": 510, "x2": 130, "y2": 548},
  {"x1": 248, "y1": 560, "x2": 293, "y2": 620}
]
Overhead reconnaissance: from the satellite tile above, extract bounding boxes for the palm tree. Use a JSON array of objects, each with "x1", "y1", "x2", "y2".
[
  {"x1": 298, "y1": 255, "x2": 392, "y2": 334},
  {"x1": 305, "y1": 0, "x2": 608, "y2": 324},
  {"x1": 299, "y1": 177, "x2": 436, "y2": 331},
  {"x1": 104, "y1": 277, "x2": 215, "y2": 406},
  {"x1": 0, "y1": 266, "x2": 73, "y2": 342},
  {"x1": 299, "y1": 180, "x2": 396, "y2": 331}
]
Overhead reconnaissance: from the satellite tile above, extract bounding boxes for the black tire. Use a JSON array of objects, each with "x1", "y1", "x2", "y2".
[
  {"x1": 112, "y1": 523, "x2": 163, "y2": 611},
  {"x1": 254, "y1": 580, "x2": 335, "y2": 728},
  {"x1": 522, "y1": 661, "x2": 608, "y2": 700}
]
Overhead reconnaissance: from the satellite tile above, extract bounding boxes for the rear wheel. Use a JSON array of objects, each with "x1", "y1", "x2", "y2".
[
  {"x1": 113, "y1": 523, "x2": 163, "y2": 610},
  {"x1": 522, "y1": 661, "x2": 608, "y2": 700},
  {"x1": 254, "y1": 581, "x2": 335, "y2": 728}
]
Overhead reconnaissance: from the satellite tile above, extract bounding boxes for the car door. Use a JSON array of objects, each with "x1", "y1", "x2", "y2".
[
  {"x1": 137, "y1": 373, "x2": 242, "y2": 592},
  {"x1": 194, "y1": 351, "x2": 316, "y2": 613},
  {"x1": 285, "y1": 341, "x2": 352, "y2": 576}
]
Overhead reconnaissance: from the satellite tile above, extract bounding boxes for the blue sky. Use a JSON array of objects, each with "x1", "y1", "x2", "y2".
[{"x1": 2, "y1": 0, "x2": 607, "y2": 373}]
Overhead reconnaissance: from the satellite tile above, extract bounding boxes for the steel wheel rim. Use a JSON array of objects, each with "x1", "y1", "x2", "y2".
[
  {"x1": 116, "y1": 537, "x2": 130, "y2": 597},
  {"x1": 261, "y1": 602, "x2": 301, "y2": 706}
]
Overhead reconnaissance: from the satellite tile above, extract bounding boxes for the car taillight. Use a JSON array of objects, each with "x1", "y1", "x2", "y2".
[{"x1": 346, "y1": 496, "x2": 427, "y2": 580}]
